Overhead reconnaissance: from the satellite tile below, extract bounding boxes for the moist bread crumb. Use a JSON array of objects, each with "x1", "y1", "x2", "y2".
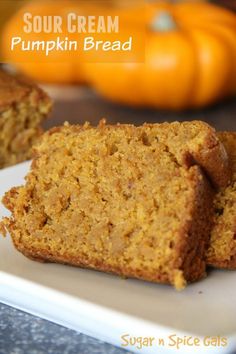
[
  {"x1": 1, "y1": 120, "x2": 229, "y2": 289},
  {"x1": 0, "y1": 69, "x2": 52, "y2": 169},
  {"x1": 207, "y1": 132, "x2": 236, "y2": 269}
]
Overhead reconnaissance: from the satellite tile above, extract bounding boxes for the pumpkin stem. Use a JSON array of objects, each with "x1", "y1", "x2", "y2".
[{"x1": 150, "y1": 11, "x2": 177, "y2": 32}]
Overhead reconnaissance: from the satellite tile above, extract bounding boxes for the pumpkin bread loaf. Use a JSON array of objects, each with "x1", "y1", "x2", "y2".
[
  {"x1": 0, "y1": 69, "x2": 52, "y2": 169},
  {"x1": 207, "y1": 132, "x2": 236, "y2": 269},
  {"x1": 1, "y1": 120, "x2": 230, "y2": 289}
]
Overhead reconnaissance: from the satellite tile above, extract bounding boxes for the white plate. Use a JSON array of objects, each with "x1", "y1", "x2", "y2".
[{"x1": 0, "y1": 162, "x2": 236, "y2": 354}]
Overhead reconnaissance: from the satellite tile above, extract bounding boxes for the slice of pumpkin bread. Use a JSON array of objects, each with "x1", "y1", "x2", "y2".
[
  {"x1": 0, "y1": 69, "x2": 52, "y2": 169},
  {"x1": 207, "y1": 132, "x2": 236, "y2": 269},
  {"x1": 0, "y1": 120, "x2": 229, "y2": 289}
]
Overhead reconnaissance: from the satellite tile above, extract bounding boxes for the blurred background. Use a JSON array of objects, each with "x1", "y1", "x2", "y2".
[{"x1": 0, "y1": 0, "x2": 235, "y2": 131}]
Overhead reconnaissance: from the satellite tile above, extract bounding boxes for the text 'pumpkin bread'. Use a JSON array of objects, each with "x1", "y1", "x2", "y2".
[
  {"x1": 207, "y1": 132, "x2": 236, "y2": 269},
  {"x1": 1, "y1": 120, "x2": 230, "y2": 289}
]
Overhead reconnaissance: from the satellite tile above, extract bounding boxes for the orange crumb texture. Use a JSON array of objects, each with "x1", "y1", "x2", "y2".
[
  {"x1": 0, "y1": 120, "x2": 232, "y2": 290},
  {"x1": 207, "y1": 132, "x2": 236, "y2": 269},
  {"x1": 0, "y1": 69, "x2": 52, "y2": 169}
]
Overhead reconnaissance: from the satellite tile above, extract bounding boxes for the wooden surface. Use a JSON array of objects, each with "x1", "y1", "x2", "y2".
[{"x1": 43, "y1": 86, "x2": 236, "y2": 132}]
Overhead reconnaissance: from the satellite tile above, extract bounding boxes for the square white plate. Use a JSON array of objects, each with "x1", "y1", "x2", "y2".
[{"x1": 0, "y1": 162, "x2": 236, "y2": 354}]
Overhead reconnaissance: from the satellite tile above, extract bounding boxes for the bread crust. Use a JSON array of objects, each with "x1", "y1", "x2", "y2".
[
  {"x1": 2, "y1": 166, "x2": 213, "y2": 289},
  {"x1": 1, "y1": 120, "x2": 224, "y2": 289},
  {"x1": 207, "y1": 132, "x2": 236, "y2": 269},
  {"x1": 42, "y1": 120, "x2": 230, "y2": 189}
]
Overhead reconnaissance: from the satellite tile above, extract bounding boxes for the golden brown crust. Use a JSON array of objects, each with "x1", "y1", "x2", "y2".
[
  {"x1": 39, "y1": 120, "x2": 230, "y2": 189},
  {"x1": 2, "y1": 166, "x2": 213, "y2": 290},
  {"x1": 207, "y1": 132, "x2": 236, "y2": 269},
  {"x1": 179, "y1": 171, "x2": 213, "y2": 283},
  {"x1": 207, "y1": 258, "x2": 236, "y2": 270},
  {"x1": 1, "y1": 120, "x2": 223, "y2": 289},
  {"x1": 142, "y1": 121, "x2": 231, "y2": 189}
]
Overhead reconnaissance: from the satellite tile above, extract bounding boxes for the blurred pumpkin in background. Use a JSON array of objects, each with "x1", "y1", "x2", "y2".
[
  {"x1": 2, "y1": 0, "x2": 123, "y2": 85},
  {"x1": 2, "y1": 0, "x2": 236, "y2": 110},
  {"x1": 2, "y1": 0, "x2": 90, "y2": 84},
  {"x1": 84, "y1": 1, "x2": 236, "y2": 110}
]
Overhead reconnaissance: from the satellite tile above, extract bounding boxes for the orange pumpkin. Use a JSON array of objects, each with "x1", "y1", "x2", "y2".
[
  {"x1": 84, "y1": 1, "x2": 236, "y2": 110},
  {"x1": 2, "y1": 0, "x2": 144, "y2": 84},
  {"x1": 2, "y1": 0, "x2": 96, "y2": 84}
]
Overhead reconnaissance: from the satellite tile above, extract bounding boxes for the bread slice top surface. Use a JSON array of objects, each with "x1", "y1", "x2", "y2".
[
  {"x1": 41, "y1": 120, "x2": 230, "y2": 189},
  {"x1": 2, "y1": 120, "x2": 216, "y2": 288}
]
